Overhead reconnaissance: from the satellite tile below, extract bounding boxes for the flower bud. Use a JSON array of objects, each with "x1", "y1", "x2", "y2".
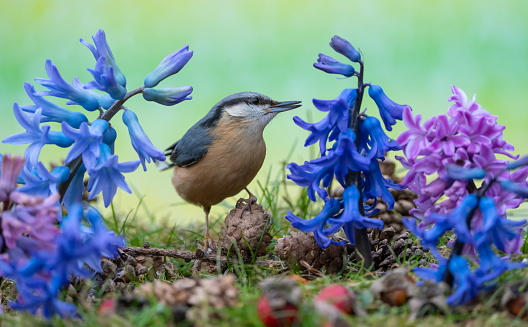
[
  {"x1": 313, "y1": 54, "x2": 355, "y2": 77},
  {"x1": 330, "y1": 35, "x2": 361, "y2": 62},
  {"x1": 142, "y1": 86, "x2": 193, "y2": 106},
  {"x1": 144, "y1": 46, "x2": 193, "y2": 88}
]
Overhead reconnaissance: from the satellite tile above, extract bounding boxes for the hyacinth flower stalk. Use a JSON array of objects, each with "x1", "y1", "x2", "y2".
[
  {"x1": 1, "y1": 29, "x2": 193, "y2": 210},
  {"x1": 0, "y1": 29, "x2": 192, "y2": 318},
  {"x1": 286, "y1": 35, "x2": 408, "y2": 269},
  {"x1": 404, "y1": 162, "x2": 527, "y2": 306}
]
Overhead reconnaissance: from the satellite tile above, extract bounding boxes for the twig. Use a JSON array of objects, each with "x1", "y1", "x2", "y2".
[{"x1": 120, "y1": 246, "x2": 284, "y2": 269}]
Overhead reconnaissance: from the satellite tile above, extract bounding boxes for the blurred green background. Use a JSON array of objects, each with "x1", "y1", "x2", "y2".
[{"x1": 1, "y1": 0, "x2": 527, "y2": 223}]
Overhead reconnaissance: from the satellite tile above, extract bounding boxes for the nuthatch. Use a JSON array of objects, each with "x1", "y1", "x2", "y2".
[{"x1": 160, "y1": 92, "x2": 301, "y2": 249}]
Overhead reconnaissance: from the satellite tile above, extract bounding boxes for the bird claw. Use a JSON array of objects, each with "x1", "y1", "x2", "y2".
[
  {"x1": 236, "y1": 195, "x2": 258, "y2": 216},
  {"x1": 196, "y1": 237, "x2": 216, "y2": 253}
]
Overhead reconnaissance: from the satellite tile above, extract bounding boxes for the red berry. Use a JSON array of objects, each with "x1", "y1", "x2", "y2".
[
  {"x1": 314, "y1": 284, "x2": 356, "y2": 315},
  {"x1": 257, "y1": 295, "x2": 298, "y2": 327}
]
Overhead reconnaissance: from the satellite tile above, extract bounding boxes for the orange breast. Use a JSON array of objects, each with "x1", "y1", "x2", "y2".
[{"x1": 171, "y1": 118, "x2": 266, "y2": 208}]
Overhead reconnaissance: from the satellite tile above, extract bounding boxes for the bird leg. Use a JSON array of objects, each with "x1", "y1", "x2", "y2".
[
  {"x1": 198, "y1": 206, "x2": 214, "y2": 252},
  {"x1": 236, "y1": 187, "x2": 258, "y2": 217}
]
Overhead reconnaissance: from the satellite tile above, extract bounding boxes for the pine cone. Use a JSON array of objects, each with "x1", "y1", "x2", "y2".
[
  {"x1": 219, "y1": 200, "x2": 273, "y2": 261},
  {"x1": 275, "y1": 232, "x2": 345, "y2": 275},
  {"x1": 134, "y1": 275, "x2": 239, "y2": 325},
  {"x1": 361, "y1": 230, "x2": 426, "y2": 272}
]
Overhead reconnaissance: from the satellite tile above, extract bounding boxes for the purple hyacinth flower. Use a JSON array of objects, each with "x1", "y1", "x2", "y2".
[
  {"x1": 294, "y1": 88, "x2": 356, "y2": 155},
  {"x1": 61, "y1": 119, "x2": 108, "y2": 169},
  {"x1": 329, "y1": 35, "x2": 361, "y2": 62},
  {"x1": 34, "y1": 60, "x2": 101, "y2": 111},
  {"x1": 81, "y1": 29, "x2": 126, "y2": 88},
  {"x1": 3, "y1": 105, "x2": 74, "y2": 167},
  {"x1": 86, "y1": 144, "x2": 140, "y2": 207},
  {"x1": 368, "y1": 84, "x2": 407, "y2": 131},
  {"x1": 2, "y1": 192, "x2": 61, "y2": 250},
  {"x1": 0, "y1": 154, "x2": 25, "y2": 202},
  {"x1": 21, "y1": 83, "x2": 88, "y2": 128},
  {"x1": 122, "y1": 109, "x2": 166, "y2": 171},
  {"x1": 144, "y1": 45, "x2": 194, "y2": 88},
  {"x1": 337, "y1": 185, "x2": 384, "y2": 245},
  {"x1": 142, "y1": 86, "x2": 193, "y2": 106},
  {"x1": 359, "y1": 116, "x2": 401, "y2": 159},
  {"x1": 18, "y1": 162, "x2": 70, "y2": 198},
  {"x1": 313, "y1": 54, "x2": 355, "y2": 77},
  {"x1": 285, "y1": 197, "x2": 343, "y2": 248}
]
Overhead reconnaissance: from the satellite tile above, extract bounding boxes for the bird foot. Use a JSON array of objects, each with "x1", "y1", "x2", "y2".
[
  {"x1": 236, "y1": 195, "x2": 258, "y2": 217},
  {"x1": 196, "y1": 236, "x2": 216, "y2": 253}
]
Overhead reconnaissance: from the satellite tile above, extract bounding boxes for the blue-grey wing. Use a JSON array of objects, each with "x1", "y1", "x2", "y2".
[{"x1": 165, "y1": 124, "x2": 214, "y2": 168}]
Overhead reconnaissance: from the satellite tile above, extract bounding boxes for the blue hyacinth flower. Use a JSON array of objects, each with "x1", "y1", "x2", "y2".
[
  {"x1": 294, "y1": 88, "x2": 356, "y2": 155},
  {"x1": 285, "y1": 197, "x2": 343, "y2": 248},
  {"x1": 21, "y1": 83, "x2": 88, "y2": 128},
  {"x1": 81, "y1": 29, "x2": 126, "y2": 88},
  {"x1": 329, "y1": 35, "x2": 361, "y2": 63},
  {"x1": 358, "y1": 116, "x2": 401, "y2": 159},
  {"x1": 142, "y1": 86, "x2": 193, "y2": 106},
  {"x1": 61, "y1": 162, "x2": 86, "y2": 212},
  {"x1": 122, "y1": 109, "x2": 166, "y2": 170},
  {"x1": 18, "y1": 162, "x2": 70, "y2": 198},
  {"x1": 144, "y1": 45, "x2": 194, "y2": 88},
  {"x1": 34, "y1": 60, "x2": 101, "y2": 111},
  {"x1": 445, "y1": 165, "x2": 486, "y2": 181},
  {"x1": 86, "y1": 143, "x2": 140, "y2": 207},
  {"x1": 362, "y1": 159, "x2": 403, "y2": 209},
  {"x1": 3, "y1": 105, "x2": 74, "y2": 167},
  {"x1": 61, "y1": 119, "x2": 109, "y2": 169},
  {"x1": 313, "y1": 54, "x2": 355, "y2": 77},
  {"x1": 499, "y1": 180, "x2": 528, "y2": 198},
  {"x1": 447, "y1": 256, "x2": 481, "y2": 306},
  {"x1": 84, "y1": 57, "x2": 127, "y2": 100},
  {"x1": 368, "y1": 84, "x2": 407, "y2": 131},
  {"x1": 336, "y1": 185, "x2": 384, "y2": 245},
  {"x1": 477, "y1": 196, "x2": 525, "y2": 251}
]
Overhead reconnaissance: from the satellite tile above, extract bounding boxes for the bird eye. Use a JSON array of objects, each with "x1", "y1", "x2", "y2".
[{"x1": 250, "y1": 97, "x2": 259, "y2": 105}]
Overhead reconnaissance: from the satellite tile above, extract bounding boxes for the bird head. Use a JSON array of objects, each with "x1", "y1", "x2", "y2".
[{"x1": 219, "y1": 92, "x2": 302, "y2": 128}]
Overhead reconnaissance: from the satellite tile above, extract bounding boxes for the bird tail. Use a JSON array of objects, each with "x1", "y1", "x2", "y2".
[{"x1": 156, "y1": 160, "x2": 174, "y2": 171}]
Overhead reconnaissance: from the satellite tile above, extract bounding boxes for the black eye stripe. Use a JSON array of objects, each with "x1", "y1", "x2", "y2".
[{"x1": 250, "y1": 97, "x2": 259, "y2": 105}]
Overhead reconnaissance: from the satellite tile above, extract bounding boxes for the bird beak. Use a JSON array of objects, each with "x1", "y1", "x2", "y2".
[{"x1": 266, "y1": 100, "x2": 302, "y2": 114}]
